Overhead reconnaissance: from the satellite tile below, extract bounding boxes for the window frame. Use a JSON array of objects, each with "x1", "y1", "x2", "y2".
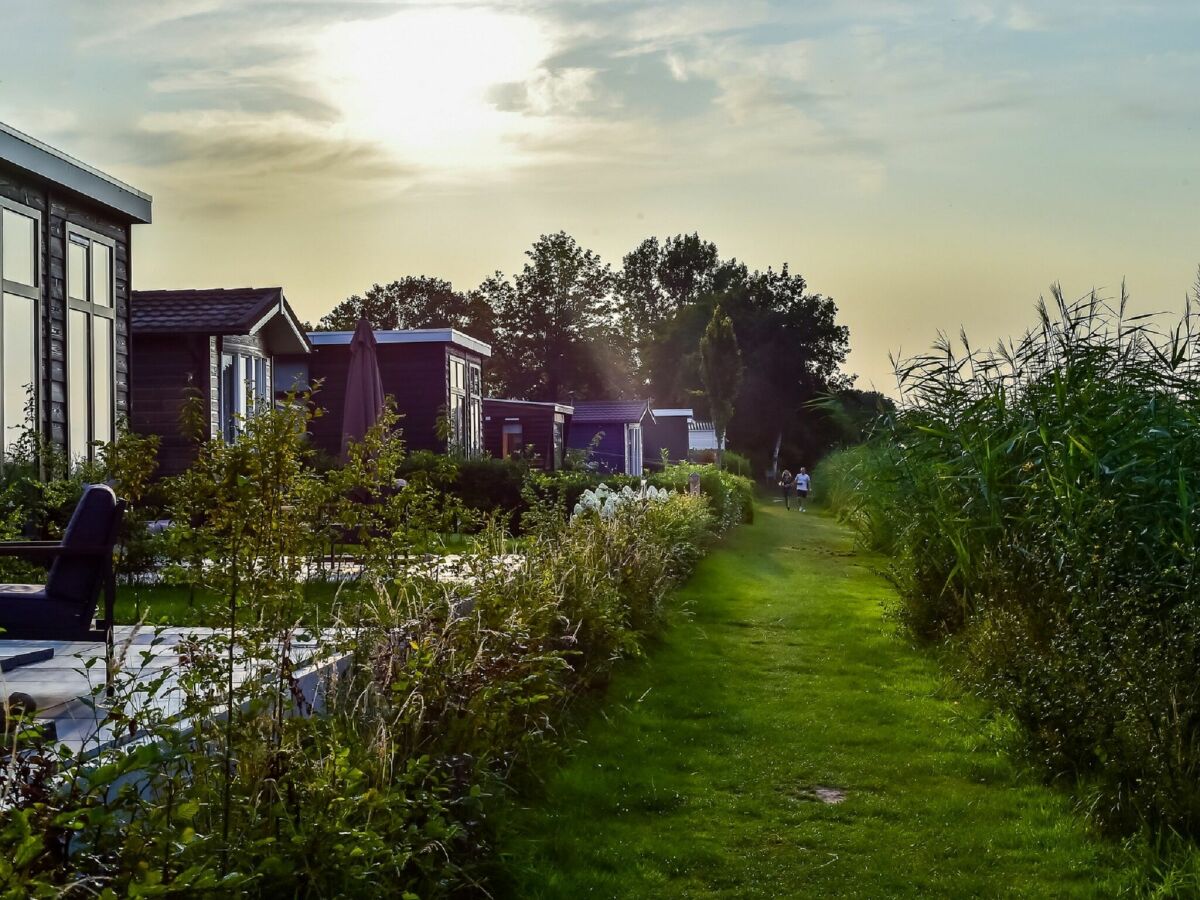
[
  {"x1": 0, "y1": 198, "x2": 42, "y2": 461},
  {"x1": 218, "y1": 346, "x2": 272, "y2": 442},
  {"x1": 65, "y1": 223, "x2": 117, "y2": 462}
]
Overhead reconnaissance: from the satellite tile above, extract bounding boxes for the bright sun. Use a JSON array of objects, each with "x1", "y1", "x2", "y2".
[{"x1": 312, "y1": 7, "x2": 553, "y2": 172}]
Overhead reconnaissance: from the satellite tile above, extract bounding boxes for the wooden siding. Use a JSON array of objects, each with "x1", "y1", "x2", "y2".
[
  {"x1": 642, "y1": 416, "x2": 689, "y2": 468},
  {"x1": 482, "y1": 400, "x2": 570, "y2": 470},
  {"x1": 279, "y1": 341, "x2": 478, "y2": 460},
  {"x1": 568, "y1": 420, "x2": 630, "y2": 474},
  {"x1": 129, "y1": 333, "x2": 211, "y2": 476},
  {"x1": 0, "y1": 162, "x2": 133, "y2": 453}
]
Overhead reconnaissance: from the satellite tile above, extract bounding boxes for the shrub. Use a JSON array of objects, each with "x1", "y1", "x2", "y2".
[
  {"x1": 0, "y1": 401, "x2": 730, "y2": 896},
  {"x1": 824, "y1": 288, "x2": 1200, "y2": 836}
]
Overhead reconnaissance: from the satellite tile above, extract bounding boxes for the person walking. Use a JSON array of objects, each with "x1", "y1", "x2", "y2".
[
  {"x1": 779, "y1": 468, "x2": 794, "y2": 510},
  {"x1": 795, "y1": 467, "x2": 811, "y2": 511}
]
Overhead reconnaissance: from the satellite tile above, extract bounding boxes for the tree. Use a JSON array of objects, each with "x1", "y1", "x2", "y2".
[
  {"x1": 317, "y1": 276, "x2": 495, "y2": 343},
  {"x1": 615, "y1": 233, "x2": 720, "y2": 388},
  {"x1": 700, "y1": 304, "x2": 743, "y2": 469},
  {"x1": 489, "y1": 232, "x2": 625, "y2": 401}
]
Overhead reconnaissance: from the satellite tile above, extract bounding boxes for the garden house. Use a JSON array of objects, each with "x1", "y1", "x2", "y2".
[
  {"x1": 276, "y1": 328, "x2": 491, "y2": 459},
  {"x1": 643, "y1": 407, "x2": 693, "y2": 468},
  {"x1": 567, "y1": 400, "x2": 654, "y2": 475},
  {"x1": 0, "y1": 120, "x2": 152, "y2": 463},
  {"x1": 130, "y1": 287, "x2": 311, "y2": 474},
  {"x1": 482, "y1": 397, "x2": 573, "y2": 469},
  {"x1": 689, "y1": 419, "x2": 722, "y2": 453}
]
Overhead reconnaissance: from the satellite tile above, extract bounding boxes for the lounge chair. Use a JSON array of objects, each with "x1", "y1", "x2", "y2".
[{"x1": 0, "y1": 484, "x2": 126, "y2": 646}]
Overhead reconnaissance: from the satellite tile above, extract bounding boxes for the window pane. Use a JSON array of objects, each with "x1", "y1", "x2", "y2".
[
  {"x1": 2, "y1": 210, "x2": 36, "y2": 287},
  {"x1": 2, "y1": 293, "x2": 35, "y2": 457},
  {"x1": 92, "y1": 317, "x2": 113, "y2": 447},
  {"x1": 92, "y1": 244, "x2": 112, "y2": 308},
  {"x1": 220, "y1": 353, "x2": 235, "y2": 441},
  {"x1": 255, "y1": 357, "x2": 270, "y2": 405},
  {"x1": 68, "y1": 241, "x2": 88, "y2": 301},
  {"x1": 68, "y1": 309, "x2": 89, "y2": 459}
]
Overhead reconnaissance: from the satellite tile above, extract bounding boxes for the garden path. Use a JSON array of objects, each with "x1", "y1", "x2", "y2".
[{"x1": 497, "y1": 500, "x2": 1133, "y2": 897}]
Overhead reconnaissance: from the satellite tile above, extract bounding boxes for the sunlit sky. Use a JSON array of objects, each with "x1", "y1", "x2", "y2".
[{"x1": 3, "y1": 1, "x2": 1198, "y2": 392}]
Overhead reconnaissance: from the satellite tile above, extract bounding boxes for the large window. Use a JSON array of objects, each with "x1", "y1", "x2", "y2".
[
  {"x1": 447, "y1": 354, "x2": 483, "y2": 457},
  {"x1": 219, "y1": 350, "x2": 271, "y2": 442},
  {"x1": 66, "y1": 226, "x2": 116, "y2": 462},
  {"x1": 0, "y1": 200, "x2": 40, "y2": 459}
]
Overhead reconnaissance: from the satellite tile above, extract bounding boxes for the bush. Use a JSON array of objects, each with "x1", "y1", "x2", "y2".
[
  {"x1": 823, "y1": 289, "x2": 1200, "y2": 837},
  {"x1": 0, "y1": 401, "x2": 731, "y2": 896}
]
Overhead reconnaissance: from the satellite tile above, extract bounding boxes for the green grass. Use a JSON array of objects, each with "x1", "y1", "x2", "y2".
[
  {"x1": 495, "y1": 500, "x2": 1137, "y2": 898},
  {"x1": 114, "y1": 581, "x2": 347, "y2": 628}
]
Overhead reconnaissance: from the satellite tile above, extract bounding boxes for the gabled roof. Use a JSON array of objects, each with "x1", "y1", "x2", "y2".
[
  {"x1": 309, "y1": 328, "x2": 491, "y2": 358},
  {"x1": 572, "y1": 400, "x2": 654, "y2": 425},
  {"x1": 0, "y1": 121, "x2": 152, "y2": 224},
  {"x1": 132, "y1": 287, "x2": 311, "y2": 354}
]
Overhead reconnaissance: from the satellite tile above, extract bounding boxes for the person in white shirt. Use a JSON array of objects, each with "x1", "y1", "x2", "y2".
[{"x1": 795, "y1": 468, "x2": 811, "y2": 511}]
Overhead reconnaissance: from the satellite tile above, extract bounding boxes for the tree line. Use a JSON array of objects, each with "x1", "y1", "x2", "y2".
[{"x1": 314, "y1": 231, "x2": 887, "y2": 473}]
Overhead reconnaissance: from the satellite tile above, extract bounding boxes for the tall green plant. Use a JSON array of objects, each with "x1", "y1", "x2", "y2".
[{"x1": 700, "y1": 304, "x2": 743, "y2": 468}]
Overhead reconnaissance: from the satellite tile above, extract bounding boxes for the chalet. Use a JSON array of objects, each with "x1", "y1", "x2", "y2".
[
  {"x1": 0, "y1": 121, "x2": 152, "y2": 462},
  {"x1": 483, "y1": 398, "x2": 573, "y2": 470},
  {"x1": 643, "y1": 407, "x2": 693, "y2": 469},
  {"x1": 567, "y1": 400, "x2": 654, "y2": 476},
  {"x1": 276, "y1": 328, "x2": 490, "y2": 459},
  {"x1": 129, "y1": 287, "x2": 311, "y2": 474}
]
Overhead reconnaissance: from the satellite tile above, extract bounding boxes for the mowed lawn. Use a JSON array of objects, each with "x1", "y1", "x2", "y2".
[{"x1": 496, "y1": 500, "x2": 1134, "y2": 898}]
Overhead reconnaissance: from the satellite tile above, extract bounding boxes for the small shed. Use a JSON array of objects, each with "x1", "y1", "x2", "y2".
[
  {"x1": 688, "y1": 419, "x2": 722, "y2": 454},
  {"x1": 567, "y1": 400, "x2": 654, "y2": 475},
  {"x1": 643, "y1": 407, "x2": 693, "y2": 469},
  {"x1": 130, "y1": 287, "x2": 311, "y2": 474},
  {"x1": 276, "y1": 328, "x2": 490, "y2": 460},
  {"x1": 483, "y1": 398, "x2": 573, "y2": 469}
]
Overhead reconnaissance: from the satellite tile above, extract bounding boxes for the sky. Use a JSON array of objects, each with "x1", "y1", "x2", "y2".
[{"x1": 2, "y1": 0, "x2": 1198, "y2": 393}]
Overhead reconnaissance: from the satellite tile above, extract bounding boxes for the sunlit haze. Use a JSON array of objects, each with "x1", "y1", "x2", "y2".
[{"x1": 4, "y1": 0, "x2": 1198, "y2": 392}]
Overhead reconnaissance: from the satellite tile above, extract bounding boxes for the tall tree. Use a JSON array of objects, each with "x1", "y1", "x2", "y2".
[
  {"x1": 700, "y1": 304, "x2": 743, "y2": 469},
  {"x1": 317, "y1": 276, "x2": 495, "y2": 343},
  {"x1": 615, "y1": 233, "x2": 720, "y2": 389},
  {"x1": 489, "y1": 231, "x2": 623, "y2": 401}
]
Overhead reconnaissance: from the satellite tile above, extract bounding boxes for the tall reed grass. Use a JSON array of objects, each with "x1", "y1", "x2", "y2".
[{"x1": 819, "y1": 285, "x2": 1200, "y2": 838}]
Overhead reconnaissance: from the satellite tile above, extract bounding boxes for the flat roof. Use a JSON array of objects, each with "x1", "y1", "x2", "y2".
[
  {"x1": 309, "y1": 328, "x2": 491, "y2": 358},
  {"x1": 0, "y1": 121, "x2": 152, "y2": 224},
  {"x1": 652, "y1": 408, "x2": 694, "y2": 418},
  {"x1": 484, "y1": 397, "x2": 574, "y2": 415}
]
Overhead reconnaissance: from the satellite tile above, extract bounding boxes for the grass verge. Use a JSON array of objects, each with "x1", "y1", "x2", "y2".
[{"x1": 494, "y1": 500, "x2": 1137, "y2": 897}]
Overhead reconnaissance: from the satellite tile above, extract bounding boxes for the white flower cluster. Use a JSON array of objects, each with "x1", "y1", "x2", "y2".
[{"x1": 572, "y1": 481, "x2": 671, "y2": 521}]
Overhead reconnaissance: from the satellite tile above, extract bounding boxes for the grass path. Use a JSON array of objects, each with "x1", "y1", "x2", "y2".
[{"x1": 496, "y1": 500, "x2": 1133, "y2": 897}]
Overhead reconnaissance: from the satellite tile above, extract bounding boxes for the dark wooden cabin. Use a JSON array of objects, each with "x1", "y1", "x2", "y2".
[
  {"x1": 0, "y1": 120, "x2": 152, "y2": 463},
  {"x1": 276, "y1": 328, "x2": 491, "y2": 459},
  {"x1": 483, "y1": 398, "x2": 573, "y2": 470},
  {"x1": 130, "y1": 287, "x2": 311, "y2": 474},
  {"x1": 642, "y1": 407, "x2": 693, "y2": 469},
  {"x1": 567, "y1": 400, "x2": 654, "y2": 475}
]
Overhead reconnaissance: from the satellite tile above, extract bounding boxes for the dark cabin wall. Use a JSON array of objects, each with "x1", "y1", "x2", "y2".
[
  {"x1": 129, "y1": 333, "x2": 211, "y2": 476},
  {"x1": 482, "y1": 400, "x2": 570, "y2": 469},
  {"x1": 642, "y1": 416, "x2": 689, "y2": 468},
  {"x1": 568, "y1": 421, "x2": 628, "y2": 473},
  {"x1": 286, "y1": 341, "x2": 465, "y2": 459},
  {"x1": 0, "y1": 162, "x2": 132, "y2": 453}
]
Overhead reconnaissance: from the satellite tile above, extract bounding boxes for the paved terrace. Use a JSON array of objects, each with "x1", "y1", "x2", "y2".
[{"x1": 1, "y1": 627, "x2": 349, "y2": 758}]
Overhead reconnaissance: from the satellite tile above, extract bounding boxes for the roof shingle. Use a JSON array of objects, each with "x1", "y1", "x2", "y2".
[
  {"x1": 132, "y1": 287, "x2": 285, "y2": 334},
  {"x1": 571, "y1": 400, "x2": 653, "y2": 424}
]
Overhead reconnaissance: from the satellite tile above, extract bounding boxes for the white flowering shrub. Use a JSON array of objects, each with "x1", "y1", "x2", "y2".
[{"x1": 571, "y1": 480, "x2": 671, "y2": 520}]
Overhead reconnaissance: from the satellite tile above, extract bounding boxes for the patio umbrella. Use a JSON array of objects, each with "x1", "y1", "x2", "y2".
[{"x1": 340, "y1": 317, "x2": 385, "y2": 460}]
